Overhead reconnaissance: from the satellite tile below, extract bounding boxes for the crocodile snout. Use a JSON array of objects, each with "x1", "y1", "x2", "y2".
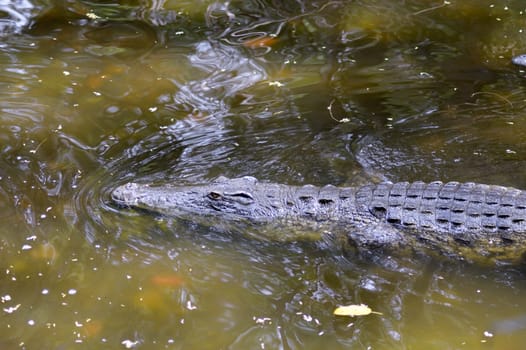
[{"x1": 111, "y1": 182, "x2": 143, "y2": 206}]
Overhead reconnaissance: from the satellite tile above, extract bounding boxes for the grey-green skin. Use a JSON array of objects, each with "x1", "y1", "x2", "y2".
[{"x1": 111, "y1": 176, "x2": 526, "y2": 263}]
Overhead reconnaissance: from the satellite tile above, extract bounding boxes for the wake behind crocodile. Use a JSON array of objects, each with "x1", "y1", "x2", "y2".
[{"x1": 111, "y1": 176, "x2": 526, "y2": 264}]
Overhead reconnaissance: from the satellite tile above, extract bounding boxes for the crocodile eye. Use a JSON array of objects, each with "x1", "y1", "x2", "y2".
[{"x1": 208, "y1": 191, "x2": 222, "y2": 200}]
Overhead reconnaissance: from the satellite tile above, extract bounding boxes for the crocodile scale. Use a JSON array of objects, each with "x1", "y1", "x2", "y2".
[{"x1": 355, "y1": 181, "x2": 526, "y2": 235}]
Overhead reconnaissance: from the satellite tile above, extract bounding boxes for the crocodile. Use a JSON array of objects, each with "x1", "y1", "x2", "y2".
[{"x1": 111, "y1": 176, "x2": 526, "y2": 263}]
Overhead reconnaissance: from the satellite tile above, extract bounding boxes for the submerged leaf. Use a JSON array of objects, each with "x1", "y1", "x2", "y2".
[
  {"x1": 85, "y1": 45, "x2": 127, "y2": 56},
  {"x1": 150, "y1": 273, "x2": 184, "y2": 288},
  {"x1": 333, "y1": 304, "x2": 382, "y2": 317},
  {"x1": 243, "y1": 36, "x2": 279, "y2": 49}
]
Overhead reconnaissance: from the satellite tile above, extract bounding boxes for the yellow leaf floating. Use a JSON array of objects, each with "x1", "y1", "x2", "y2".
[{"x1": 333, "y1": 304, "x2": 383, "y2": 317}]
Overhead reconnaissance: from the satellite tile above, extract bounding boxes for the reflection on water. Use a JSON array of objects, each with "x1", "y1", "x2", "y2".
[{"x1": 0, "y1": 0, "x2": 526, "y2": 349}]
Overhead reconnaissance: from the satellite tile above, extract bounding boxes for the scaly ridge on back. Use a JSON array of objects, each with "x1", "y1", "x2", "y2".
[{"x1": 357, "y1": 181, "x2": 526, "y2": 237}]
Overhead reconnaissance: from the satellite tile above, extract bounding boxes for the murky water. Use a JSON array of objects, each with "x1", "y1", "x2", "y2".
[{"x1": 1, "y1": 0, "x2": 526, "y2": 349}]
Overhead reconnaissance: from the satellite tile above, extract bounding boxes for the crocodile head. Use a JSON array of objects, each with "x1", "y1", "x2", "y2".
[{"x1": 111, "y1": 176, "x2": 275, "y2": 221}]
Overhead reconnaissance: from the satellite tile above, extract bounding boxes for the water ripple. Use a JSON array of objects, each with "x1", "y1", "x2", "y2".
[
  {"x1": 170, "y1": 40, "x2": 268, "y2": 116},
  {"x1": 0, "y1": 0, "x2": 37, "y2": 35}
]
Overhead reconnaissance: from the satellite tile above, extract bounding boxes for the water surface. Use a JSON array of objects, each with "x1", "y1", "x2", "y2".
[{"x1": 1, "y1": 1, "x2": 526, "y2": 349}]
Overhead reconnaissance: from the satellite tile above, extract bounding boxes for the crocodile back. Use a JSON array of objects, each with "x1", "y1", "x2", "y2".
[{"x1": 355, "y1": 181, "x2": 526, "y2": 236}]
